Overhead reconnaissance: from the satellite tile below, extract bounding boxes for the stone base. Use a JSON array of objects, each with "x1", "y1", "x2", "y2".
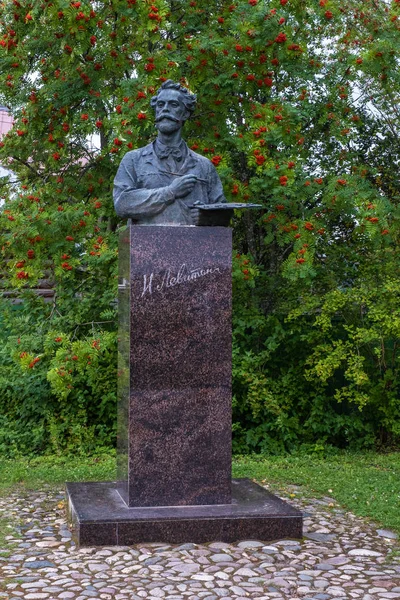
[{"x1": 66, "y1": 478, "x2": 302, "y2": 547}]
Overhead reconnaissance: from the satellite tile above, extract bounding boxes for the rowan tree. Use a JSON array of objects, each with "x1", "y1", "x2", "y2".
[{"x1": 0, "y1": 0, "x2": 399, "y2": 454}]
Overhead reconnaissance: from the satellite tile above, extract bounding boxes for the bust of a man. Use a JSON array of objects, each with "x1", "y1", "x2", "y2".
[{"x1": 113, "y1": 80, "x2": 226, "y2": 226}]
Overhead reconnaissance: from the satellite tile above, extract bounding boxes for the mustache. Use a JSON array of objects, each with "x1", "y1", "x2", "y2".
[{"x1": 155, "y1": 115, "x2": 181, "y2": 123}]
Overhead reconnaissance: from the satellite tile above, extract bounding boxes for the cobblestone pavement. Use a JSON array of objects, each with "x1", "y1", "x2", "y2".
[{"x1": 1, "y1": 486, "x2": 400, "y2": 600}]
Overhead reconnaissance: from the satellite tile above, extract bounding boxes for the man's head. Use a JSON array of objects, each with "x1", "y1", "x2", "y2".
[{"x1": 151, "y1": 80, "x2": 197, "y2": 134}]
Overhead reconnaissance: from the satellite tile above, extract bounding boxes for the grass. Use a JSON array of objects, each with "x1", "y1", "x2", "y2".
[
  {"x1": 0, "y1": 450, "x2": 400, "y2": 534},
  {"x1": 0, "y1": 452, "x2": 116, "y2": 490},
  {"x1": 233, "y1": 452, "x2": 400, "y2": 532}
]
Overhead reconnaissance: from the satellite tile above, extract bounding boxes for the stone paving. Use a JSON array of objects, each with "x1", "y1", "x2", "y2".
[{"x1": 0, "y1": 485, "x2": 400, "y2": 600}]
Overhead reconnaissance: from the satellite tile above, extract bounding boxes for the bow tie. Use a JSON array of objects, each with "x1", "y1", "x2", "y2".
[{"x1": 157, "y1": 146, "x2": 184, "y2": 162}]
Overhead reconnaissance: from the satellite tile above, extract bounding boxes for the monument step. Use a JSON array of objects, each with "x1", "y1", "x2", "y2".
[{"x1": 66, "y1": 478, "x2": 303, "y2": 547}]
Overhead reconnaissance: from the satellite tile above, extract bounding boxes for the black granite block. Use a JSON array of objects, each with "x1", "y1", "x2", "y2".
[
  {"x1": 66, "y1": 478, "x2": 303, "y2": 547},
  {"x1": 118, "y1": 225, "x2": 232, "y2": 508}
]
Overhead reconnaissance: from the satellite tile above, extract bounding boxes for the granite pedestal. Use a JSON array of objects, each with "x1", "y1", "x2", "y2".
[
  {"x1": 66, "y1": 478, "x2": 302, "y2": 546},
  {"x1": 117, "y1": 225, "x2": 232, "y2": 508},
  {"x1": 66, "y1": 225, "x2": 303, "y2": 546}
]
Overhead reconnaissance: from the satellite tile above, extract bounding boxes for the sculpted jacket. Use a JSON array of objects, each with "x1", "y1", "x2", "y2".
[{"x1": 113, "y1": 141, "x2": 225, "y2": 225}]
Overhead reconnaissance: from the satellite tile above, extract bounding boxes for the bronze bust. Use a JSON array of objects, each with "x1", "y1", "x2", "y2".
[{"x1": 113, "y1": 80, "x2": 226, "y2": 226}]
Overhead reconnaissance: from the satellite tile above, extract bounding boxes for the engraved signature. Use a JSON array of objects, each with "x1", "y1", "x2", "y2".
[{"x1": 142, "y1": 263, "x2": 222, "y2": 297}]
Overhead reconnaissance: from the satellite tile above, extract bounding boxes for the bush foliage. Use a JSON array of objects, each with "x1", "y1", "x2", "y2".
[{"x1": 0, "y1": 0, "x2": 399, "y2": 455}]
